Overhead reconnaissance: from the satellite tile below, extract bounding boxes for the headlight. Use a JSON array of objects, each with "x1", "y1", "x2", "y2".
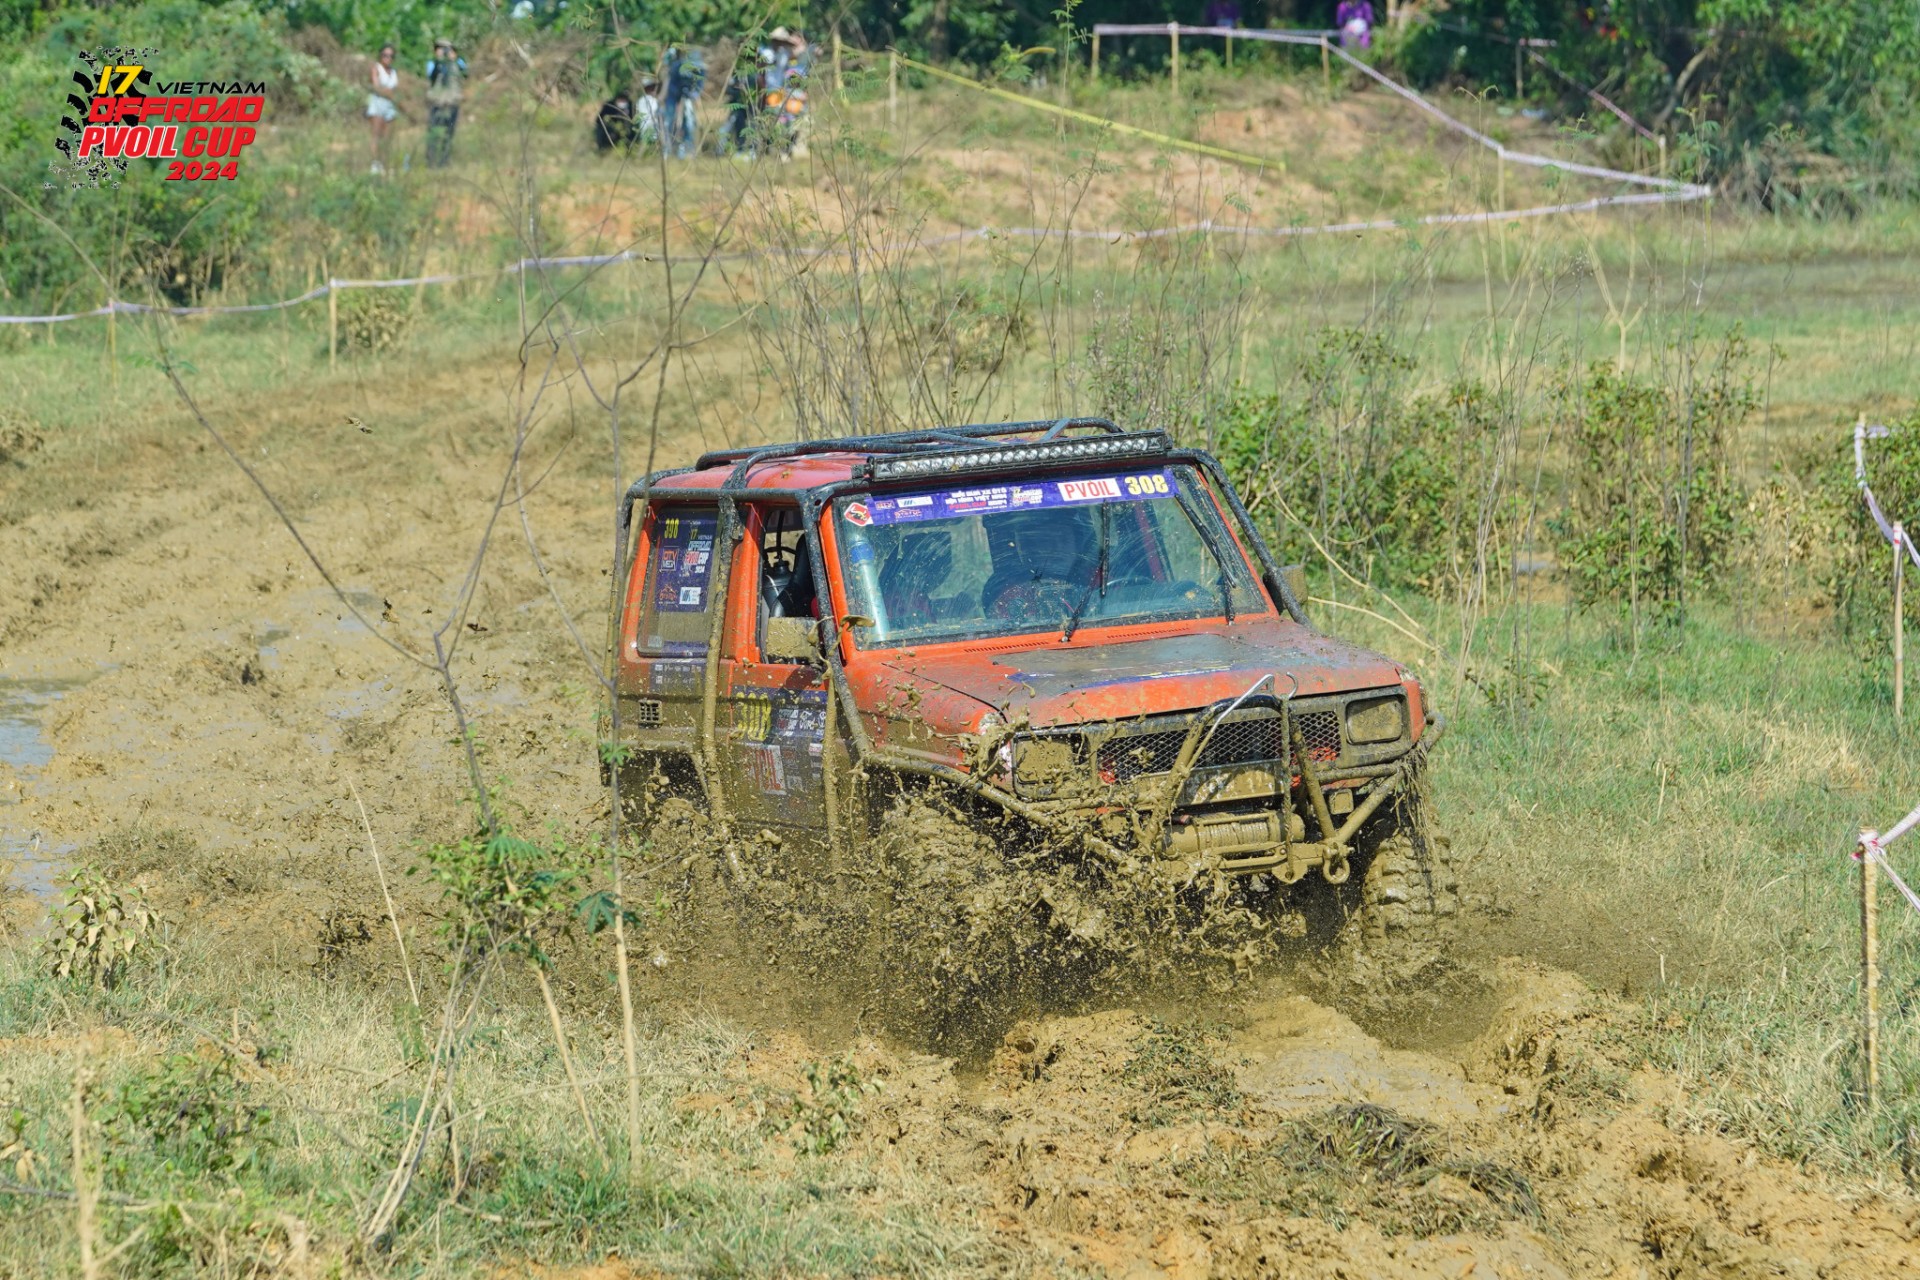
[
  {"x1": 1346, "y1": 695, "x2": 1406, "y2": 744},
  {"x1": 1013, "y1": 736, "x2": 1086, "y2": 791}
]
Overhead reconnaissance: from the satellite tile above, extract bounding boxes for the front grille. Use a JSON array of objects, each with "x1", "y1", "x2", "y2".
[
  {"x1": 633, "y1": 698, "x2": 663, "y2": 728},
  {"x1": 1296, "y1": 709, "x2": 1341, "y2": 762},
  {"x1": 1096, "y1": 709, "x2": 1340, "y2": 783}
]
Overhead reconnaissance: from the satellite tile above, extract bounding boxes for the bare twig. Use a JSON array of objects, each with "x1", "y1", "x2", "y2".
[{"x1": 346, "y1": 772, "x2": 420, "y2": 1012}]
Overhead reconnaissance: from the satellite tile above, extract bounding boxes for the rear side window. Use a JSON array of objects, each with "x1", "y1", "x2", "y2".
[{"x1": 638, "y1": 505, "x2": 719, "y2": 655}]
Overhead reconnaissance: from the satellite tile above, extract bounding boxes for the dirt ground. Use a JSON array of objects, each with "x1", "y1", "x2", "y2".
[{"x1": 2, "y1": 343, "x2": 1916, "y2": 1277}]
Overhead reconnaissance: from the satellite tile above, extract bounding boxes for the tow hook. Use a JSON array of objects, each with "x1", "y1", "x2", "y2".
[{"x1": 1321, "y1": 847, "x2": 1352, "y2": 885}]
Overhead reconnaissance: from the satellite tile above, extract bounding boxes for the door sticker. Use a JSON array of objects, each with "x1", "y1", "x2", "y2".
[{"x1": 653, "y1": 514, "x2": 717, "y2": 613}]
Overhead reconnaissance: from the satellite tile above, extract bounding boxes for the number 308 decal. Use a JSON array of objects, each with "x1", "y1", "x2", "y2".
[
  {"x1": 165, "y1": 161, "x2": 239, "y2": 182},
  {"x1": 1122, "y1": 472, "x2": 1171, "y2": 496}
]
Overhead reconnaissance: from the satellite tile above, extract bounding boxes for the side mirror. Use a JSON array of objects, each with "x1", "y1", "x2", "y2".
[
  {"x1": 762, "y1": 615, "x2": 823, "y2": 665},
  {"x1": 1279, "y1": 564, "x2": 1309, "y2": 612}
]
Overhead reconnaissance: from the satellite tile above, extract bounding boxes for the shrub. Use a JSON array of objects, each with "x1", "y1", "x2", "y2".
[
  {"x1": 1549, "y1": 331, "x2": 1755, "y2": 626},
  {"x1": 101, "y1": 1046, "x2": 274, "y2": 1179},
  {"x1": 45, "y1": 866, "x2": 162, "y2": 989},
  {"x1": 1213, "y1": 327, "x2": 1517, "y2": 602}
]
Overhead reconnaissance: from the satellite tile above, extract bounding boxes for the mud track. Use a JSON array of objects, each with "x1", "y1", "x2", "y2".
[{"x1": 2, "y1": 399, "x2": 1916, "y2": 1276}]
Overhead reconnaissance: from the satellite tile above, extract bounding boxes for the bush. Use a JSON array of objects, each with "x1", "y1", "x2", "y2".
[
  {"x1": 45, "y1": 866, "x2": 162, "y2": 989},
  {"x1": 1213, "y1": 327, "x2": 1517, "y2": 602},
  {"x1": 1549, "y1": 332, "x2": 1755, "y2": 625}
]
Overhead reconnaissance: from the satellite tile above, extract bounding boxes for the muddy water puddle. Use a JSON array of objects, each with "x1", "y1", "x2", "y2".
[{"x1": 0, "y1": 675, "x2": 91, "y2": 907}]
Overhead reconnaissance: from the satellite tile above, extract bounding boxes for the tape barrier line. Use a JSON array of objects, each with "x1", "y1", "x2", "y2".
[
  {"x1": 1851, "y1": 414, "x2": 1920, "y2": 916},
  {"x1": 1858, "y1": 830, "x2": 1920, "y2": 918},
  {"x1": 893, "y1": 53, "x2": 1283, "y2": 170},
  {"x1": 0, "y1": 186, "x2": 1709, "y2": 326},
  {"x1": 1088, "y1": 24, "x2": 1707, "y2": 198},
  {"x1": 1853, "y1": 418, "x2": 1920, "y2": 573}
]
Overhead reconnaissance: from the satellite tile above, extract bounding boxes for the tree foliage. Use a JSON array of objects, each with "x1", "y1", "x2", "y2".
[{"x1": 1400, "y1": 0, "x2": 1920, "y2": 198}]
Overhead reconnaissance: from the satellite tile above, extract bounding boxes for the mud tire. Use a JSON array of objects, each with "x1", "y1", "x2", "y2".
[
  {"x1": 857, "y1": 789, "x2": 1044, "y2": 1048},
  {"x1": 1355, "y1": 826, "x2": 1459, "y2": 943}
]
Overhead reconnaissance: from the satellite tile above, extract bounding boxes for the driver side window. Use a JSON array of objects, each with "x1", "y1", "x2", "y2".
[{"x1": 755, "y1": 507, "x2": 818, "y2": 648}]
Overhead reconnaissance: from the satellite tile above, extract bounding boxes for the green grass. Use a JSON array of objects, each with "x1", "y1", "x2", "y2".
[
  {"x1": 1316, "y1": 596, "x2": 1920, "y2": 1175},
  {"x1": 0, "y1": 943, "x2": 982, "y2": 1276}
]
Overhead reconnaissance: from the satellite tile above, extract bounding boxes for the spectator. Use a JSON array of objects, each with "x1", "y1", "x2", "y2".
[
  {"x1": 721, "y1": 60, "x2": 758, "y2": 156},
  {"x1": 1336, "y1": 0, "x2": 1373, "y2": 50},
  {"x1": 366, "y1": 43, "x2": 399, "y2": 175},
  {"x1": 636, "y1": 76, "x2": 664, "y2": 147},
  {"x1": 661, "y1": 46, "x2": 706, "y2": 159},
  {"x1": 1204, "y1": 0, "x2": 1242, "y2": 29},
  {"x1": 424, "y1": 38, "x2": 466, "y2": 169},
  {"x1": 761, "y1": 27, "x2": 811, "y2": 90},
  {"x1": 594, "y1": 90, "x2": 636, "y2": 151}
]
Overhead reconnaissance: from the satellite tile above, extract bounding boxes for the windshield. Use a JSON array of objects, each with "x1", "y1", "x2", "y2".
[{"x1": 833, "y1": 464, "x2": 1267, "y2": 647}]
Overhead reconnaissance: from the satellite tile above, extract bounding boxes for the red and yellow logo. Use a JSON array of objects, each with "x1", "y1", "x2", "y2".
[{"x1": 55, "y1": 49, "x2": 265, "y2": 186}]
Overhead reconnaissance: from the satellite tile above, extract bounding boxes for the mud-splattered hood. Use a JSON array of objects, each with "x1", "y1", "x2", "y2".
[{"x1": 871, "y1": 621, "x2": 1409, "y2": 731}]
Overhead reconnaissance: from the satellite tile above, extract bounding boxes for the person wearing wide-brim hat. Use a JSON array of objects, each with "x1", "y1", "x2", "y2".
[
  {"x1": 425, "y1": 37, "x2": 468, "y2": 168},
  {"x1": 760, "y1": 26, "x2": 810, "y2": 90}
]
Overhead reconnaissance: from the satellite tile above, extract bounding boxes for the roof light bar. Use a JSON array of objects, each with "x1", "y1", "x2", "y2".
[{"x1": 861, "y1": 431, "x2": 1170, "y2": 482}]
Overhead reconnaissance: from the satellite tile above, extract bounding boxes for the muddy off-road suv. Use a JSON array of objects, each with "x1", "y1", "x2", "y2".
[{"x1": 607, "y1": 418, "x2": 1454, "y2": 951}]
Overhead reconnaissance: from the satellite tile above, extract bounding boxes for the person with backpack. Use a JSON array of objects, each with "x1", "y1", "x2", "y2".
[{"x1": 424, "y1": 38, "x2": 467, "y2": 168}]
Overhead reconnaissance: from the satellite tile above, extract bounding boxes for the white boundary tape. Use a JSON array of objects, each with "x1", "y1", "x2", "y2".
[
  {"x1": 4, "y1": 37, "x2": 1707, "y2": 327},
  {"x1": 0, "y1": 185, "x2": 1703, "y2": 327},
  {"x1": 1853, "y1": 415, "x2": 1920, "y2": 912},
  {"x1": 1092, "y1": 24, "x2": 1709, "y2": 198},
  {"x1": 1854, "y1": 418, "x2": 1920, "y2": 573},
  {"x1": 1859, "y1": 828, "x2": 1920, "y2": 917}
]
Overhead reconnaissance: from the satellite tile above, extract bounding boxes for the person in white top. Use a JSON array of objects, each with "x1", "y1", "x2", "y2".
[{"x1": 367, "y1": 44, "x2": 400, "y2": 174}]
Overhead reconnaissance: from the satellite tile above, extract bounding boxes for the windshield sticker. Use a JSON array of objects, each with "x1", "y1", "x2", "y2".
[
  {"x1": 653, "y1": 513, "x2": 716, "y2": 613},
  {"x1": 861, "y1": 469, "x2": 1175, "y2": 525}
]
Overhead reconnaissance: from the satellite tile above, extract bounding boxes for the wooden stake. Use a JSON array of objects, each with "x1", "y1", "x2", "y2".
[
  {"x1": 888, "y1": 50, "x2": 898, "y2": 128},
  {"x1": 1226, "y1": 33, "x2": 1233, "y2": 70},
  {"x1": 72, "y1": 1069, "x2": 98, "y2": 1280},
  {"x1": 832, "y1": 30, "x2": 842, "y2": 93},
  {"x1": 1897, "y1": 523, "x2": 1907, "y2": 723},
  {"x1": 1658, "y1": 134, "x2": 1668, "y2": 177},
  {"x1": 1321, "y1": 37, "x2": 1330, "y2": 95},
  {"x1": 1864, "y1": 837, "x2": 1882, "y2": 1112},
  {"x1": 326, "y1": 275, "x2": 337, "y2": 373},
  {"x1": 1169, "y1": 22, "x2": 1179, "y2": 105},
  {"x1": 1091, "y1": 31, "x2": 1100, "y2": 81}
]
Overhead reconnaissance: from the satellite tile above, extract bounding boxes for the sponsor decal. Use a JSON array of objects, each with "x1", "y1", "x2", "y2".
[
  {"x1": 52, "y1": 46, "x2": 266, "y2": 189},
  {"x1": 1058, "y1": 476, "x2": 1122, "y2": 502},
  {"x1": 863, "y1": 469, "x2": 1176, "y2": 526},
  {"x1": 844, "y1": 501, "x2": 873, "y2": 527},
  {"x1": 652, "y1": 512, "x2": 716, "y2": 613},
  {"x1": 744, "y1": 743, "x2": 787, "y2": 795}
]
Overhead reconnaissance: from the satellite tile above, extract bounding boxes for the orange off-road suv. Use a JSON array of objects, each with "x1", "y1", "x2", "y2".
[{"x1": 607, "y1": 418, "x2": 1454, "y2": 940}]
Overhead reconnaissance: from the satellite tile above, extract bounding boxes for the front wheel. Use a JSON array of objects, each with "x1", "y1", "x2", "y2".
[{"x1": 1354, "y1": 825, "x2": 1459, "y2": 943}]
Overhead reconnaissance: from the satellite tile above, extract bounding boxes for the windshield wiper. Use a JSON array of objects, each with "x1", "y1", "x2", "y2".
[
  {"x1": 1173, "y1": 487, "x2": 1238, "y2": 624},
  {"x1": 1061, "y1": 502, "x2": 1111, "y2": 642}
]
